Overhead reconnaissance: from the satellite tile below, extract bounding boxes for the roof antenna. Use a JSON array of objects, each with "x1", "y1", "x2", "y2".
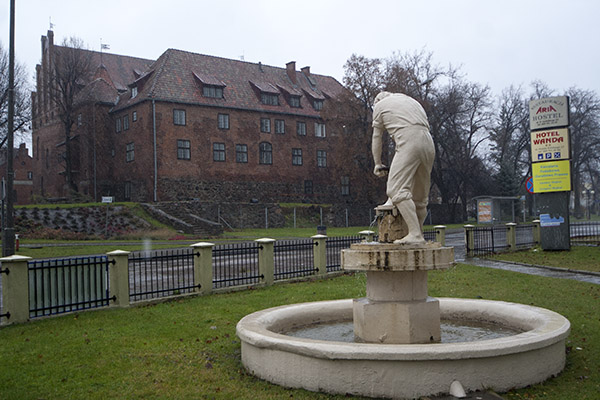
[
  {"x1": 49, "y1": 17, "x2": 55, "y2": 30},
  {"x1": 100, "y1": 38, "x2": 110, "y2": 65}
]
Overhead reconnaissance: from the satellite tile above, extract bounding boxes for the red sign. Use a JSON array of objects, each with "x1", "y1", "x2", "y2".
[{"x1": 526, "y1": 176, "x2": 534, "y2": 194}]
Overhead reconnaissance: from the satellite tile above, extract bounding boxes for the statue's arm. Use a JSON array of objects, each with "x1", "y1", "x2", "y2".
[{"x1": 372, "y1": 126, "x2": 387, "y2": 177}]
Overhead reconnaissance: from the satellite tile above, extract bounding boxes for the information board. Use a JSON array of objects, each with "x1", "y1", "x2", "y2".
[
  {"x1": 529, "y1": 96, "x2": 569, "y2": 131},
  {"x1": 532, "y1": 160, "x2": 571, "y2": 193}
]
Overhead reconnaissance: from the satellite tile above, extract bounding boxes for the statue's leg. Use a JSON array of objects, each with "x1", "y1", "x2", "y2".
[{"x1": 393, "y1": 198, "x2": 425, "y2": 244}]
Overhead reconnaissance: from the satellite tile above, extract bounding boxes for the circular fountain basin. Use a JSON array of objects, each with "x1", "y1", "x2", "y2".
[{"x1": 237, "y1": 298, "x2": 570, "y2": 399}]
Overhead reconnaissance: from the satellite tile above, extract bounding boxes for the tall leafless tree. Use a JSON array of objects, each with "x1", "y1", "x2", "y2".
[
  {"x1": 0, "y1": 42, "x2": 30, "y2": 148},
  {"x1": 48, "y1": 37, "x2": 92, "y2": 193}
]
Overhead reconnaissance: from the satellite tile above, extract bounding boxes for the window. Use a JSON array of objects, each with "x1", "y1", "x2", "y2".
[
  {"x1": 115, "y1": 117, "x2": 122, "y2": 133},
  {"x1": 123, "y1": 115, "x2": 130, "y2": 131},
  {"x1": 313, "y1": 100, "x2": 324, "y2": 110},
  {"x1": 236, "y1": 144, "x2": 248, "y2": 163},
  {"x1": 27, "y1": 171, "x2": 33, "y2": 180},
  {"x1": 173, "y1": 109, "x2": 186, "y2": 126},
  {"x1": 304, "y1": 180, "x2": 313, "y2": 195},
  {"x1": 77, "y1": 114, "x2": 82, "y2": 127},
  {"x1": 289, "y1": 96, "x2": 301, "y2": 108},
  {"x1": 261, "y1": 93, "x2": 279, "y2": 105},
  {"x1": 218, "y1": 113, "x2": 230, "y2": 130},
  {"x1": 317, "y1": 150, "x2": 327, "y2": 167},
  {"x1": 315, "y1": 122, "x2": 326, "y2": 137},
  {"x1": 203, "y1": 85, "x2": 223, "y2": 98},
  {"x1": 297, "y1": 121, "x2": 306, "y2": 136},
  {"x1": 341, "y1": 176, "x2": 350, "y2": 195},
  {"x1": 132, "y1": 111, "x2": 137, "y2": 122},
  {"x1": 259, "y1": 142, "x2": 272, "y2": 165},
  {"x1": 131, "y1": 86, "x2": 138, "y2": 98},
  {"x1": 124, "y1": 182, "x2": 132, "y2": 200},
  {"x1": 275, "y1": 119, "x2": 285, "y2": 134},
  {"x1": 177, "y1": 139, "x2": 191, "y2": 160},
  {"x1": 260, "y1": 118, "x2": 271, "y2": 133},
  {"x1": 213, "y1": 142, "x2": 226, "y2": 162},
  {"x1": 292, "y1": 148, "x2": 303, "y2": 166},
  {"x1": 126, "y1": 142, "x2": 135, "y2": 162}
]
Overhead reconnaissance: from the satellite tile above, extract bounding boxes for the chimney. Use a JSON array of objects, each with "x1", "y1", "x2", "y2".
[
  {"x1": 48, "y1": 30, "x2": 54, "y2": 46},
  {"x1": 286, "y1": 61, "x2": 297, "y2": 84},
  {"x1": 258, "y1": 61, "x2": 264, "y2": 72},
  {"x1": 301, "y1": 66, "x2": 311, "y2": 77}
]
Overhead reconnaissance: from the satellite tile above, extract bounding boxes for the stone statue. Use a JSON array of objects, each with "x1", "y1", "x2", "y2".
[{"x1": 371, "y1": 91, "x2": 435, "y2": 244}]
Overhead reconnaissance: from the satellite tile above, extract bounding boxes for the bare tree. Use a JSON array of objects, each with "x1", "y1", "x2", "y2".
[
  {"x1": 488, "y1": 85, "x2": 529, "y2": 195},
  {"x1": 565, "y1": 86, "x2": 600, "y2": 216},
  {"x1": 0, "y1": 41, "x2": 30, "y2": 148},
  {"x1": 48, "y1": 37, "x2": 93, "y2": 193}
]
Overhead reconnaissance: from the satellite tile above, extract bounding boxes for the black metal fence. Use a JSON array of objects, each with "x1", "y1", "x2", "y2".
[
  {"x1": 326, "y1": 236, "x2": 363, "y2": 272},
  {"x1": 467, "y1": 225, "x2": 510, "y2": 257},
  {"x1": 515, "y1": 224, "x2": 535, "y2": 248},
  {"x1": 212, "y1": 242, "x2": 262, "y2": 289},
  {"x1": 274, "y1": 239, "x2": 317, "y2": 280},
  {"x1": 423, "y1": 228, "x2": 436, "y2": 242},
  {"x1": 571, "y1": 221, "x2": 600, "y2": 244},
  {"x1": 28, "y1": 256, "x2": 114, "y2": 318},
  {"x1": 128, "y1": 248, "x2": 198, "y2": 302}
]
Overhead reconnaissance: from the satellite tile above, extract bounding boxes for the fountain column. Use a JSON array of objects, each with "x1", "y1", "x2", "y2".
[{"x1": 342, "y1": 207, "x2": 454, "y2": 344}]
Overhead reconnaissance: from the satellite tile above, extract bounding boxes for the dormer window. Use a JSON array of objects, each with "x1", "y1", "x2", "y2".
[
  {"x1": 261, "y1": 93, "x2": 279, "y2": 106},
  {"x1": 193, "y1": 71, "x2": 226, "y2": 99},
  {"x1": 313, "y1": 99, "x2": 323, "y2": 110},
  {"x1": 203, "y1": 85, "x2": 223, "y2": 98},
  {"x1": 289, "y1": 96, "x2": 301, "y2": 108},
  {"x1": 131, "y1": 86, "x2": 138, "y2": 98}
]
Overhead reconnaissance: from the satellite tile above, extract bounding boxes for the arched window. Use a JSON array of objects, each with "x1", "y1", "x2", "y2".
[{"x1": 259, "y1": 142, "x2": 272, "y2": 165}]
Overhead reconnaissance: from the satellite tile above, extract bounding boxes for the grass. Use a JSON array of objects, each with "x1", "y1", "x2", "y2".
[
  {"x1": 489, "y1": 246, "x2": 600, "y2": 273},
  {"x1": 1, "y1": 265, "x2": 599, "y2": 399}
]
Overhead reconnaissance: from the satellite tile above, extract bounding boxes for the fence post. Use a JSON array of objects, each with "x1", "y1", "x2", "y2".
[
  {"x1": 107, "y1": 250, "x2": 130, "y2": 308},
  {"x1": 190, "y1": 242, "x2": 214, "y2": 295},
  {"x1": 532, "y1": 220, "x2": 541, "y2": 245},
  {"x1": 359, "y1": 230, "x2": 375, "y2": 242},
  {"x1": 0, "y1": 255, "x2": 32, "y2": 324},
  {"x1": 464, "y1": 225, "x2": 475, "y2": 258},
  {"x1": 506, "y1": 223, "x2": 517, "y2": 251},
  {"x1": 312, "y1": 234, "x2": 327, "y2": 276},
  {"x1": 256, "y1": 238, "x2": 275, "y2": 286},
  {"x1": 434, "y1": 225, "x2": 446, "y2": 246}
]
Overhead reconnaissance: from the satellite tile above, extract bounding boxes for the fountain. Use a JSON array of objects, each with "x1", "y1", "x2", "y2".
[{"x1": 236, "y1": 91, "x2": 570, "y2": 398}]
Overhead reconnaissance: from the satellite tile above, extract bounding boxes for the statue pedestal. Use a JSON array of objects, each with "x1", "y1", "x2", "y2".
[{"x1": 342, "y1": 242, "x2": 454, "y2": 344}]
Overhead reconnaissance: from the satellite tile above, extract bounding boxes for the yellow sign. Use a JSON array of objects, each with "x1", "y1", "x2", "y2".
[
  {"x1": 530, "y1": 128, "x2": 569, "y2": 162},
  {"x1": 532, "y1": 160, "x2": 571, "y2": 193}
]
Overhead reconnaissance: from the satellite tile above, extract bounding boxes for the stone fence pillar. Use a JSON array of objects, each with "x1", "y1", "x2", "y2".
[
  {"x1": 312, "y1": 234, "x2": 327, "y2": 276},
  {"x1": 0, "y1": 255, "x2": 32, "y2": 325},
  {"x1": 359, "y1": 230, "x2": 376, "y2": 242},
  {"x1": 256, "y1": 238, "x2": 276, "y2": 286},
  {"x1": 107, "y1": 250, "x2": 130, "y2": 308},
  {"x1": 506, "y1": 223, "x2": 517, "y2": 251},
  {"x1": 434, "y1": 225, "x2": 446, "y2": 246},
  {"x1": 464, "y1": 225, "x2": 475, "y2": 258},
  {"x1": 190, "y1": 242, "x2": 214, "y2": 295},
  {"x1": 532, "y1": 220, "x2": 541, "y2": 245}
]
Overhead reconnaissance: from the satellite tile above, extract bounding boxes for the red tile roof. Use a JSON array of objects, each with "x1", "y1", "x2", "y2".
[{"x1": 113, "y1": 49, "x2": 344, "y2": 116}]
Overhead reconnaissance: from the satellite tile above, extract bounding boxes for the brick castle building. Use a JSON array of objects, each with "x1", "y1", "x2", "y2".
[{"x1": 31, "y1": 30, "x2": 378, "y2": 206}]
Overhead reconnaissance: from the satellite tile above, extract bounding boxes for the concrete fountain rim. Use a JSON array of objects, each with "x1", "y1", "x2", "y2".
[{"x1": 236, "y1": 297, "x2": 571, "y2": 361}]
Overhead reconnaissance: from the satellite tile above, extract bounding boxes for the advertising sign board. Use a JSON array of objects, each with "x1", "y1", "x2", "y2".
[
  {"x1": 529, "y1": 96, "x2": 569, "y2": 131},
  {"x1": 530, "y1": 127, "x2": 569, "y2": 162},
  {"x1": 532, "y1": 160, "x2": 571, "y2": 193},
  {"x1": 477, "y1": 200, "x2": 492, "y2": 223}
]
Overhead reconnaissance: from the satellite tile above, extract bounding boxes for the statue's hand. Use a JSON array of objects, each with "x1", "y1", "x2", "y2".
[{"x1": 373, "y1": 164, "x2": 389, "y2": 177}]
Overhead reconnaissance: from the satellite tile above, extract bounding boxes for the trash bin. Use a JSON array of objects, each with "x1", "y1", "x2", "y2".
[{"x1": 317, "y1": 225, "x2": 327, "y2": 235}]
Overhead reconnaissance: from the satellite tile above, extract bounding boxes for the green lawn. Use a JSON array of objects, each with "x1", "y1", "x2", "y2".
[{"x1": 1, "y1": 265, "x2": 598, "y2": 399}]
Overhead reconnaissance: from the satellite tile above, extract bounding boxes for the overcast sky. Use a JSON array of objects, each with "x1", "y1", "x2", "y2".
[{"x1": 2, "y1": 0, "x2": 600, "y2": 100}]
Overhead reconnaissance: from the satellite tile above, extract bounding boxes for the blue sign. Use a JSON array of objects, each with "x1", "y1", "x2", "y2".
[{"x1": 540, "y1": 213, "x2": 564, "y2": 227}]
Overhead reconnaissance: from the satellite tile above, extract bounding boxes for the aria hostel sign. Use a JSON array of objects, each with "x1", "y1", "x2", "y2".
[{"x1": 529, "y1": 96, "x2": 569, "y2": 131}]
